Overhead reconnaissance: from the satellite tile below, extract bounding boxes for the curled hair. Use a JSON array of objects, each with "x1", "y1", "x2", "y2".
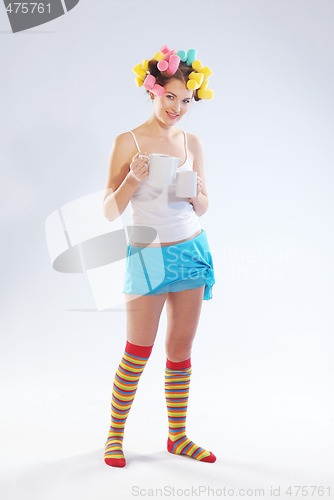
[{"x1": 146, "y1": 59, "x2": 200, "y2": 102}]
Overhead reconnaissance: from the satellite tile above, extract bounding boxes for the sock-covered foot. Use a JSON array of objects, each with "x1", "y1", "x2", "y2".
[
  {"x1": 104, "y1": 341, "x2": 153, "y2": 468},
  {"x1": 167, "y1": 436, "x2": 216, "y2": 462},
  {"x1": 104, "y1": 437, "x2": 126, "y2": 467},
  {"x1": 165, "y1": 357, "x2": 216, "y2": 463}
]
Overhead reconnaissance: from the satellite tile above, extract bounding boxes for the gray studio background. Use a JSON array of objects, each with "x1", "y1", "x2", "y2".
[{"x1": 1, "y1": 1, "x2": 333, "y2": 499}]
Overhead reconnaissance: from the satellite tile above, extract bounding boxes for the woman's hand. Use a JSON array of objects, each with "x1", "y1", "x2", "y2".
[
  {"x1": 128, "y1": 152, "x2": 149, "y2": 184},
  {"x1": 189, "y1": 174, "x2": 203, "y2": 207},
  {"x1": 194, "y1": 174, "x2": 203, "y2": 197}
]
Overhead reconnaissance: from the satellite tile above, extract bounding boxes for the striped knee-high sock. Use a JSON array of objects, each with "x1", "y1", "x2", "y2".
[
  {"x1": 165, "y1": 357, "x2": 216, "y2": 463},
  {"x1": 104, "y1": 340, "x2": 153, "y2": 467}
]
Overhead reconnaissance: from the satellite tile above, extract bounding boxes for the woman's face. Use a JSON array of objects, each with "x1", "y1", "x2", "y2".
[{"x1": 152, "y1": 79, "x2": 194, "y2": 124}]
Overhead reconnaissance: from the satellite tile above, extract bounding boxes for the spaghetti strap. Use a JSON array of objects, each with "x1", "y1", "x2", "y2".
[
  {"x1": 129, "y1": 130, "x2": 140, "y2": 152},
  {"x1": 183, "y1": 130, "x2": 188, "y2": 162}
]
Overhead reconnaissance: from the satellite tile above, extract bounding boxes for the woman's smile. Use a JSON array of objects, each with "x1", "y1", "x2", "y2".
[{"x1": 166, "y1": 111, "x2": 180, "y2": 119}]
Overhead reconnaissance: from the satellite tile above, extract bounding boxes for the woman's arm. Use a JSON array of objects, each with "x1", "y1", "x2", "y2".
[
  {"x1": 102, "y1": 133, "x2": 147, "y2": 221},
  {"x1": 189, "y1": 135, "x2": 209, "y2": 216}
]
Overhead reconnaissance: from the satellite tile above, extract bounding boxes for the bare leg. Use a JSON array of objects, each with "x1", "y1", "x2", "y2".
[
  {"x1": 165, "y1": 286, "x2": 205, "y2": 361},
  {"x1": 124, "y1": 292, "x2": 168, "y2": 346}
]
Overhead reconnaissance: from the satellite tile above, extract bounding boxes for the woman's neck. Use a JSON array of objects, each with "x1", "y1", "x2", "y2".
[{"x1": 142, "y1": 115, "x2": 179, "y2": 139}]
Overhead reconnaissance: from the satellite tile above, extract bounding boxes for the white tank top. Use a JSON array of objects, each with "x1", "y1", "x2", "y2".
[{"x1": 128, "y1": 130, "x2": 202, "y2": 244}]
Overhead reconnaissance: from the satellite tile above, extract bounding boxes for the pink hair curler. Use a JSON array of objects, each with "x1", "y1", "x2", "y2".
[
  {"x1": 143, "y1": 74, "x2": 155, "y2": 90},
  {"x1": 160, "y1": 44, "x2": 171, "y2": 54},
  {"x1": 152, "y1": 84, "x2": 165, "y2": 97},
  {"x1": 166, "y1": 54, "x2": 181, "y2": 75},
  {"x1": 157, "y1": 60, "x2": 169, "y2": 72},
  {"x1": 163, "y1": 49, "x2": 177, "y2": 62}
]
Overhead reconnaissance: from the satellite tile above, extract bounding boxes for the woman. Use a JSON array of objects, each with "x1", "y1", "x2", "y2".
[{"x1": 102, "y1": 45, "x2": 216, "y2": 467}]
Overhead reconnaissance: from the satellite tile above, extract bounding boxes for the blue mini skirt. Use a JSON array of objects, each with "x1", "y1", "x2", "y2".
[{"x1": 122, "y1": 229, "x2": 215, "y2": 300}]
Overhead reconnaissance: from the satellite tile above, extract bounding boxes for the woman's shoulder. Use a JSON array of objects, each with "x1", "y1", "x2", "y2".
[
  {"x1": 118, "y1": 125, "x2": 149, "y2": 144},
  {"x1": 110, "y1": 131, "x2": 138, "y2": 163},
  {"x1": 185, "y1": 132, "x2": 203, "y2": 152},
  {"x1": 115, "y1": 130, "x2": 134, "y2": 143},
  {"x1": 112, "y1": 130, "x2": 137, "y2": 152}
]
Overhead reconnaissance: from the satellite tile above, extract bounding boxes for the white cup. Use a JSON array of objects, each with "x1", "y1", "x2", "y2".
[
  {"x1": 175, "y1": 171, "x2": 197, "y2": 197},
  {"x1": 142, "y1": 154, "x2": 182, "y2": 188}
]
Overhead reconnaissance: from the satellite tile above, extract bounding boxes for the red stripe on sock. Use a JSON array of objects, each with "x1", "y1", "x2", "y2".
[
  {"x1": 166, "y1": 357, "x2": 191, "y2": 370},
  {"x1": 125, "y1": 340, "x2": 154, "y2": 358}
]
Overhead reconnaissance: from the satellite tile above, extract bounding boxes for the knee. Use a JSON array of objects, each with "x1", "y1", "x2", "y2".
[{"x1": 165, "y1": 339, "x2": 192, "y2": 363}]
